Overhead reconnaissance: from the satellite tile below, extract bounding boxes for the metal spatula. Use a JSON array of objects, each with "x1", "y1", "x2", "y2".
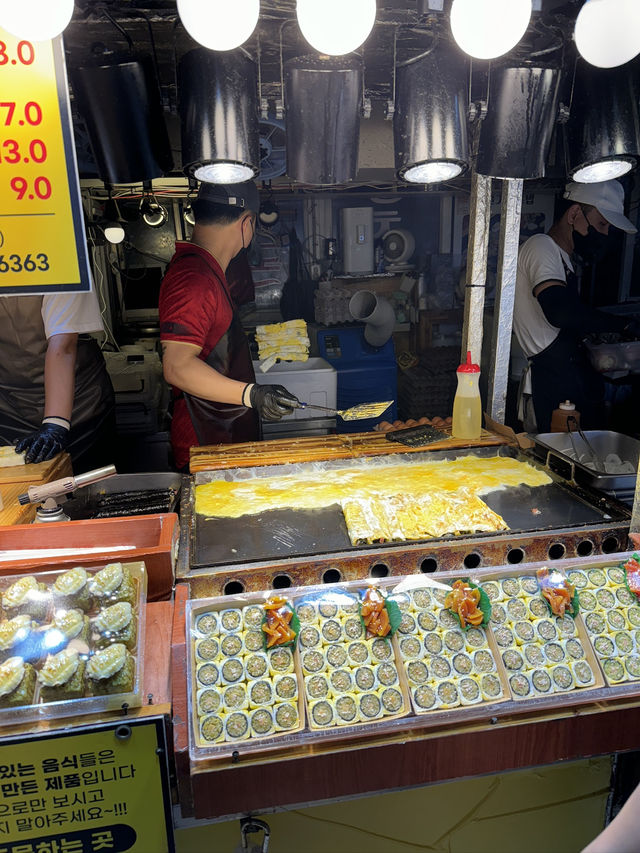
[{"x1": 294, "y1": 400, "x2": 393, "y2": 421}]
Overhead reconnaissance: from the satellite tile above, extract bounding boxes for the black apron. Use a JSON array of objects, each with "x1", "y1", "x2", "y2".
[
  {"x1": 529, "y1": 260, "x2": 605, "y2": 433},
  {"x1": 165, "y1": 251, "x2": 259, "y2": 447},
  {"x1": 0, "y1": 295, "x2": 115, "y2": 465}
]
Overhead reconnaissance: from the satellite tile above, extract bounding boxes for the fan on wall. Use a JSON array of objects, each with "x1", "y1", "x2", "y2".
[
  {"x1": 258, "y1": 117, "x2": 287, "y2": 180},
  {"x1": 382, "y1": 228, "x2": 416, "y2": 271}
]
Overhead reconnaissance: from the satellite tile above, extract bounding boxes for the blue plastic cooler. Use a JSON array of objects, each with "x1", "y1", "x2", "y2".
[{"x1": 316, "y1": 325, "x2": 398, "y2": 433}]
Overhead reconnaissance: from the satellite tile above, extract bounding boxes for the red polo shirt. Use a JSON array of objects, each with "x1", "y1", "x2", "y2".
[{"x1": 159, "y1": 242, "x2": 234, "y2": 469}]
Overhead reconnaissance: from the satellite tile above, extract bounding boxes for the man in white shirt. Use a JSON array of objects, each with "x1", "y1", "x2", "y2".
[
  {"x1": 513, "y1": 179, "x2": 638, "y2": 433},
  {"x1": 0, "y1": 289, "x2": 115, "y2": 470}
]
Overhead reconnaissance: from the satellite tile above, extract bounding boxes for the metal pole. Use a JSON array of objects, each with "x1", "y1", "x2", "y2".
[
  {"x1": 461, "y1": 172, "x2": 492, "y2": 365},
  {"x1": 630, "y1": 458, "x2": 640, "y2": 538},
  {"x1": 487, "y1": 177, "x2": 523, "y2": 423}
]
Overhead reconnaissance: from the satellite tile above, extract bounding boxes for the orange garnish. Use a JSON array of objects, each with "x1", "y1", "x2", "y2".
[
  {"x1": 537, "y1": 568, "x2": 575, "y2": 617},
  {"x1": 444, "y1": 580, "x2": 484, "y2": 629},
  {"x1": 361, "y1": 587, "x2": 391, "y2": 638},
  {"x1": 261, "y1": 597, "x2": 296, "y2": 648},
  {"x1": 624, "y1": 558, "x2": 640, "y2": 597}
]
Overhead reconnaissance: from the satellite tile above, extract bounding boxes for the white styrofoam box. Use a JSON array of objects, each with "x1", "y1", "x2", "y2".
[{"x1": 252, "y1": 357, "x2": 337, "y2": 421}]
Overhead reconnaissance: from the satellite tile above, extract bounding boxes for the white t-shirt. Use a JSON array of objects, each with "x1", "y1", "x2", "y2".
[
  {"x1": 41, "y1": 290, "x2": 104, "y2": 339},
  {"x1": 513, "y1": 233, "x2": 574, "y2": 359}
]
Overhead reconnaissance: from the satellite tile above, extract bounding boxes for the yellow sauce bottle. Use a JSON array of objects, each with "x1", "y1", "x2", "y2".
[{"x1": 452, "y1": 351, "x2": 482, "y2": 440}]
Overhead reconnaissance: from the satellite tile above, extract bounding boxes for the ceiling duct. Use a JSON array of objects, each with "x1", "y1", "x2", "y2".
[
  {"x1": 394, "y1": 47, "x2": 469, "y2": 183},
  {"x1": 71, "y1": 55, "x2": 172, "y2": 185},
  {"x1": 179, "y1": 48, "x2": 259, "y2": 183},
  {"x1": 475, "y1": 63, "x2": 561, "y2": 179},
  {"x1": 284, "y1": 55, "x2": 362, "y2": 185},
  {"x1": 564, "y1": 61, "x2": 640, "y2": 183}
]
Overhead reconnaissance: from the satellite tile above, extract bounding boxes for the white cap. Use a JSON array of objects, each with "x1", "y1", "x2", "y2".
[{"x1": 564, "y1": 180, "x2": 637, "y2": 234}]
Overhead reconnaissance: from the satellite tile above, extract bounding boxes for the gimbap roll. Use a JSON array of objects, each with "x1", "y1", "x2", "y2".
[
  {"x1": 329, "y1": 668, "x2": 353, "y2": 695},
  {"x1": 343, "y1": 617, "x2": 364, "y2": 640},
  {"x1": 413, "y1": 684, "x2": 437, "y2": 711},
  {"x1": 444, "y1": 630, "x2": 465, "y2": 653},
  {"x1": 551, "y1": 664, "x2": 574, "y2": 691},
  {"x1": 520, "y1": 577, "x2": 539, "y2": 595},
  {"x1": 509, "y1": 673, "x2": 532, "y2": 698},
  {"x1": 318, "y1": 601, "x2": 338, "y2": 619},
  {"x1": 376, "y1": 661, "x2": 399, "y2": 687},
  {"x1": 595, "y1": 589, "x2": 616, "y2": 610},
  {"x1": 195, "y1": 637, "x2": 220, "y2": 662},
  {"x1": 565, "y1": 638, "x2": 586, "y2": 660},
  {"x1": 250, "y1": 707, "x2": 274, "y2": 737},
  {"x1": 295, "y1": 602, "x2": 317, "y2": 624},
  {"x1": 321, "y1": 619, "x2": 343, "y2": 644},
  {"x1": 324, "y1": 644, "x2": 347, "y2": 669},
  {"x1": 473, "y1": 649, "x2": 495, "y2": 673},
  {"x1": 506, "y1": 598, "x2": 527, "y2": 621},
  {"x1": 310, "y1": 699, "x2": 334, "y2": 728},
  {"x1": 245, "y1": 653, "x2": 269, "y2": 681},
  {"x1": 244, "y1": 630, "x2": 264, "y2": 653},
  {"x1": 224, "y1": 710, "x2": 250, "y2": 740},
  {"x1": 627, "y1": 607, "x2": 640, "y2": 628},
  {"x1": 482, "y1": 581, "x2": 502, "y2": 602},
  {"x1": 389, "y1": 592, "x2": 411, "y2": 612},
  {"x1": 543, "y1": 642, "x2": 565, "y2": 664},
  {"x1": 572, "y1": 660, "x2": 596, "y2": 686},
  {"x1": 298, "y1": 625, "x2": 321, "y2": 649},
  {"x1": 398, "y1": 613, "x2": 417, "y2": 635},
  {"x1": 480, "y1": 673, "x2": 503, "y2": 700},
  {"x1": 587, "y1": 569, "x2": 607, "y2": 587},
  {"x1": 405, "y1": 660, "x2": 429, "y2": 686},
  {"x1": 531, "y1": 668, "x2": 552, "y2": 693},
  {"x1": 220, "y1": 633, "x2": 243, "y2": 658},
  {"x1": 430, "y1": 655, "x2": 451, "y2": 680},
  {"x1": 493, "y1": 626, "x2": 514, "y2": 648},
  {"x1": 616, "y1": 588, "x2": 635, "y2": 607},
  {"x1": 585, "y1": 612, "x2": 606, "y2": 634},
  {"x1": 353, "y1": 666, "x2": 377, "y2": 693},
  {"x1": 305, "y1": 674, "x2": 330, "y2": 701},
  {"x1": 567, "y1": 570, "x2": 588, "y2": 589},
  {"x1": 607, "y1": 610, "x2": 628, "y2": 631},
  {"x1": 577, "y1": 591, "x2": 597, "y2": 612},
  {"x1": 624, "y1": 655, "x2": 640, "y2": 680},
  {"x1": 347, "y1": 641, "x2": 370, "y2": 665},
  {"x1": 501, "y1": 578, "x2": 521, "y2": 598},
  {"x1": 223, "y1": 683, "x2": 248, "y2": 711},
  {"x1": 273, "y1": 674, "x2": 298, "y2": 702},
  {"x1": 423, "y1": 632, "x2": 443, "y2": 655},
  {"x1": 369, "y1": 638, "x2": 393, "y2": 663},
  {"x1": 417, "y1": 611, "x2": 438, "y2": 633},
  {"x1": 606, "y1": 567, "x2": 625, "y2": 586},
  {"x1": 242, "y1": 605, "x2": 263, "y2": 630},
  {"x1": 436, "y1": 680, "x2": 460, "y2": 708},
  {"x1": 338, "y1": 597, "x2": 360, "y2": 616},
  {"x1": 200, "y1": 714, "x2": 224, "y2": 743},
  {"x1": 523, "y1": 643, "x2": 545, "y2": 668},
  {"x1": 220, "y1": 657, "x2": 244, "y2": 685},
  {"x1": 465, "y1": 627, "x2": 487, "y2": 649},
  {"x1": 249, "y1": 679, "x2": 274, "y2": 707},
  {"x1": 502, "y1": 649, "x2": 524, "y2": 671},
  {"x1": 219, "y1": 609, "x2": 243, "y2": 633},
  {"x1": 198, "y1": 688, "x2": 221, "y2": 715},
  {"x1": 411, "y1": 589, "x2": 433, "y2": 609},
  {"x1": 274, "y1": 702, "x2": 299, "y2": 731},
  {"x1": 490, "y1": 604, "x2": 507, "y2": 625},
  {"x1": 196, "y1": 662, "x2": 220, "y2": 687},
  {"x1": 614, "y1": 632, "x2": 633, "y2": 656},
  {"x1": 358, "y1": 692, "x2": 382, "y2": 720},
  {"x1": 458, "y1": 677, "x2": 481, "y2": 705},
  {"x1": 438, "y1": 610, "x2": 459, "y2": 629},
  {"x1": 452, "y1": 652, "x2": 473, "y2": 676},
  {"x1": 195, "y1": 612, "x2": 219, "y2": 636},
  {"x1": 602, "y1": 658, "x2": 626, "y2": 683},
  {"x1": 513, "y1": 621, "x2": 535, "y2": 644},
  {"x1": 535, "y1": 620, "x2": 557, "y2": 642},
  {"x1": 528, "y1": 598, "x2": 549, "y2": 619},
  {"x1": 301, "y1": 649, "x2": 325, "y2": 675},
  {"x1": 380, "y1": 686, "x2": 404, "y2": 714},
  {"x1": 556, "y1": 616, "x2": 577, "y2": 638},
  {"x1": 268, "y1": 647, "x2": 294, "y2": 674},
  {"x1": 335, "y1": 694, "x2": 358, "y2": 724}
]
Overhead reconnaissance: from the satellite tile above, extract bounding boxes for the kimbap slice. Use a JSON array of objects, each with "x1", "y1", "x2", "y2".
[
  {"x1": 493, "y1": 626, "x2": 514, "y2": 648},
  {"x1": 268, "y1": 647, "x2": 294, "y2": 674},
  {"x1": 625, "y1": 655, "x2": 640, "y2": 680},
  {"x1": 614, "y1": 631, "x2": 634, "y2": 656},
  {"x1": 436, "y1": 680, "x2": 460, "y2": 708},
  {"x1": 338, "y1": 597, "x2": 360, "y2": 617},
  {"x1": 197, "y1": 688, "x2": 222, "y2": 715},
  {"x1": 370, "y1": 637, "x2": 393, "y2": 662},
  {"x1": 389, "y1": 592, "x2": 411, "y2": 612},
  {"x1": 305, "y1": 674, "x2": 330, "y2": 701},
  {"x1": 501, "y1": 578, "x2": 521, "y2": 598},
  {"x1": 301, "y1": 649, "x2": 326, "y2": 675},
  {"x1": 520, "y1": 576, "x2": 539, "y2": 595},
  {"x1": 482, "y1": 581, "x2": 502, "y2": 602},
  {"x1": 452, "y1": 652, "x2": 473, "y2": 676},
  {"x1": 376, "y1": 661, "x2": 399, "y2": 687},
  {"x1": 602, "y1": 658, "x2": 626, "y2": 684},
  {"x1": 380, "y1": 686, "x2": 404, "y2": 714},
  {"x1": 594, "y1": 636, "x2": 615, "y2": 658},
  {"x1": 556, "y1": 616, "x2": 577, "y2": 638},
  {"x1": 343, "y1": 616, "x2": 365, "y2": 640},
  {"x1": 335, "y1": 694, "x2": 358, "y2": 724},
  {"x1": 607, "y1": 610, "x2": 628, "y2": 631},
  {"x1": 310, "y1": 699, "x2": 333, "y2": 727},
  {"x1": 551, "y1": 665, "x2": 574, "y2": 691},
  {"x1": 506, "y1": 598, "x2": 527, "y2": 621},
  {"x1": 607, "y1": 567, "x2": 625, "y2": 585},
  {"x1": 528, "y1": 598, "x2": 549, "y2": 619},
  {"x1": 430, "y1": 655, "x2": 452, "y2": 680},
  {"x1": 465, "y1": 627, "x2": 487, "y2": 649},
  {"x1": 438, "y1": 609, "x2": 459, "y2": 629},
  {"x1": 587, "y1": 569, "x2": 607, "y2": 588},
  {"x1": 318, "y1": 601, "x2": 338, "y2": 619},
  {"x1": 490, "y1": 604, "x2": 507, "y2": 625},
  {"x1": 577, "y1": 591, "x2": 597, "y2": 612},
  {"x1": 565, "y1": 638, "x2": 586, "y2": 660},
  {"x1": 626, "y1": 607, "x2": 640, "y2": 628},
  {"x1": 585, "y1": 612, "x2": 607, "y2": 634},
  {"x1": 543, "y1": 642, "x2": 565, "y2": 664},
  {"x1": 220, "y1": 657, "x2": 244, "y2": 685},
  {"x1": 458, "y1": 676, "x2": 481, "y2": 705},
  {"x1": 243, "y1": 605, "x2": 264, "y2": 630},
  {"x1": 473, "y1": 649, "x2": 496, "y2": 673},
  {"x1": 413, "y1": 684, "x2": 437, "y2": 711},
  {"x1": 423, "y1": 632, "x2": 444, "y2": 655},
  {"x1": 354, "y1": 666, "x2": 377, "y2": 693},
  {"x1": 224, "y1": 710, "x2": 250, "y2": 741},
  {"x1": 195, "y1": 637, "x2": 220, "y2": 662},
  {"x1": 513, "y1": 621, "x2": 535, "y2": 644},
  {"x1": 595, "y1": 588, "x2": 616, "y2": 610},
  {"x1": 502, "y1": 649, "x2": 524, "y2": 671},
  {"x1": 616, "y1": 587, "x2": 635, "y2": 607},
  {"x1": 431, "y1": 588, "x2": 447, "y2": 606},
  {"x1": 296, "y1": 602, "x2": 318, "y2": 624},
  {"x1": 347, "y1": 641, "x2": 370, "y2": 665},
  {"x1": 244, "y1": 630, "x2": 264, "y2": 653},
  {"x1": 220, "y1": 609, "x2": 243, "y2": 633},
  {"x1": 244, "y1": 653, "x2": 269, "y2": 681},
  {"x1": 197, "y1": 662, "x2": 220, "y2": 687},
  {"x1": 523, "y1": 643, "x2": 545, "y2": 668},
  {"x1": 249, "y1": 679, "x2": 274, "y2": 707},
  {"x1": 273, "y1": 674, "x2": 298, "y2": 702},
  {"x1": 531, "y1": 669, "x2": 552, "y2": 694},
  {"x1": 535, "y1": 620, "x2": 557, "y2": 642},
  {"x1": 399, "y1": 636, "x2": 422, "y2": 660},
  {"x1": 444, "y1": 630, "x2": 465, "y2": 653},
  {"x1": 200, "y1": 714, "x2": 224, "y2": 743},
  {"x1": 480, "y1": 673, "x2": 503, "y2": 700},
  {"x1": 398, "y1": 613, "x2": 417, "y2": 635},
  {"x1": 417, "y1": 611, "x2": 438, "y2": 633},
  {"x1": 298, "y1": 626, "x2": 321, "y2": 649},
  {"x1": 411, "y1": 589, "x2": 433, "y2": 610},
  {"x1": 359, "y1": 692, "x2": 382, "y2": 721},
  {"x1": 405, "y1": 660, "x2": 429, "y2": 686},
  {"x1": 326, "y1": 643, "x2": 348, "y2": 668},
  {"x1": 223, "y1": 683, "x2": 248, "y2": 711},
  {"x1": 250, "y1": 708, "x2": 274, "y2": 737},
  {"x1": 321, "y1": 619, "x2": 343, "y2": 644},
  {"x1": 329, "y1": 668, "x2": 354, "y2": 694},
  {"x1": 572, "y1": 660, "x2": 596, "y2": 686},
  {"x1": 195, "y1": 612, "x2": 219, "y2": 636},
  {"x1": 220, "y1": 633, "x2": 243, "y2": 658},
  {"x1": 509, "y1": 673, "x2": 532, "y2": 698},
  {"x1": 274, "y1": 702, "x2": 299, "y2": 731},
  {"x1": 567, "y1": 570, "x2": 588, "y2": 589}
]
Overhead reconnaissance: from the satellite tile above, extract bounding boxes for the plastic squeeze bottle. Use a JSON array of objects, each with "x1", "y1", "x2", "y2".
[
  {"x1": 452, "y1": 351, "x2": 482, "y2": 440},
  {"x1": 550, "y1": 400, "x2": 580, "y2": 433}
]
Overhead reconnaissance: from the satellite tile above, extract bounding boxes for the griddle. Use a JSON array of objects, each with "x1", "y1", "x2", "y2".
[
  {"x1": 191, "y1": 446, "x2": 628, "y2": 569},
  {"x1": 64, "y1": 472, "x2": 182, "y2": 520}
]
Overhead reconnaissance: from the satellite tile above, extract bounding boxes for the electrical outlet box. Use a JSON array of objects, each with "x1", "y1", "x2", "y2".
[{"x1": 341, "y1": 207, "x2": 374, "y2": 275}]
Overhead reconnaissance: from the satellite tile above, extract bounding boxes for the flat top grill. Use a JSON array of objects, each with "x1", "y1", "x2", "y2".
[{"x1": 190, "y1": 446, "x2": 628, "y2": 569}]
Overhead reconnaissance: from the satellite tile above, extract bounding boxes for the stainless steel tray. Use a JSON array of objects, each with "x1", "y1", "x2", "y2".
[{"x1": 533, "y1": 431, "x2": 638, "y2": 496}]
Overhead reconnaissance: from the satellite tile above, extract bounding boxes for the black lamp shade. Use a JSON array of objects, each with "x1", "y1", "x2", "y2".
[
  {"x1": 565, "y1": 62, "x2": 640, "y2": 182},
  {"x1": 71, "y1": 56, "x2": 172, "y2": 185},
  {"x1": 179, "y1": 48, "x2": 259, "y2": 181},
  {"x1": 285, "y1": 55, "x2": 362, "y2": 185},
  {"x1": 476, "y1": 64, "x2": 561, "y2": 179},
  {"x1": 394, "y1": 48, "x2": 469, "y2": 182}
]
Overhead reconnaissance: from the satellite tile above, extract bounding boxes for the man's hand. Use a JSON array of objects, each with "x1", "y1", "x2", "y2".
[
  {"x1": 16, "y1": 422, "x2": 69, "y2": 464},
  {"x1": 248, "y1": 384, "x2": 300, "y2": 422}
]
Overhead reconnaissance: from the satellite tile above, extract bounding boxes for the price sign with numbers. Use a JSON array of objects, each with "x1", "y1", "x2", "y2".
[{"x1": 0, "y1": 28, "x2": 91, "y2": 294}]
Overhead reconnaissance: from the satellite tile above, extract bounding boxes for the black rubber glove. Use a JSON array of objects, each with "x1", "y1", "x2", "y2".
[
  {"x1": 249, "y1": 384, "x2": 300, "y2": 422},
  {"x1": 15, "y1": 422, "x2": 69, "y2": 464}
]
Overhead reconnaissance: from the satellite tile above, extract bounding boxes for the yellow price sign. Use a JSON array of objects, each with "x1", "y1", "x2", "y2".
[
  {"x1": 0, "y1": 718, "x2": 174, "y2": 852},
  {"x1": 0, "y1": 29, "x2": 91, "y2": 294}
]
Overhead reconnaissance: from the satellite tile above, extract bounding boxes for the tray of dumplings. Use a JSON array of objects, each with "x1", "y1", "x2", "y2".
[{"x1": 0, "y1": 561, "x2": 147, "y2": 724}]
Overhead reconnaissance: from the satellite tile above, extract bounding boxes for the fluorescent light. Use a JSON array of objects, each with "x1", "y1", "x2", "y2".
[
  {"x1": 574, "y1": 0, "x2": 640, "y2": 68},
  {"x1": 0, "y1": 0, "x2": 74, "y2": 40},
  {"x1": 572, "y1": 159, "x2": 634, "y2": 183},
  {"x1": 296, "y1": 0, "x2": 376, "y2": 55},
  {"x1": 177, "y1": 0, "x2": 260, "y2": 51},
  {"x1": 402, "y1": 162, "x2": 463, "y2": 183},
  {"x1": 450, "y1": 0, "x2": 531, "y2": 60},
  {"x1": 194, "y1": 162, "x2": 256, "y2": 184}
]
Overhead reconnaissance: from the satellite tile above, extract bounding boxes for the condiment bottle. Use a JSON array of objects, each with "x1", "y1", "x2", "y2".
[
  {"x1": 452, "y1": 351, "x2": 482, "y2": 440},
  {"x1": 550, "y1": 400, "x2": 580, "y2": 433}
]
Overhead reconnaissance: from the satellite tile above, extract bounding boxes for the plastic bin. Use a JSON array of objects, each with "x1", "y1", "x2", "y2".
[
  {"x1": 252, "y1": 358, "x2": 337, "y2": 422},
  {"x1": 585, "y1": 340, "x2": 640, "y2": 374}
]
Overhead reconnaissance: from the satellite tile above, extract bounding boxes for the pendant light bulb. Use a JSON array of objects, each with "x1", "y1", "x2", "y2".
[
  {"x1": 450, "y1": 0, "x2": 532, "y2": 60},
  {"x1": 572, "y1": 159, "x2": 634, "y2": 183},
  {"x1": 177, "y1": 0, "x2": 260, "y2": 52},
  {"x1": 0, "y1": 0, "x2": 74, "y2": 41},
  {"x1": 296, "y1": 0, "x2": 376, "y2": 56},
  {"x1": 574, "y1": 0, "x2": 640, "y2": 69}
]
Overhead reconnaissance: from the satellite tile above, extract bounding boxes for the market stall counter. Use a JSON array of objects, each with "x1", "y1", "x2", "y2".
[
  {"x1": 0, "y1": 452, "x2": 72, "y2": 525},
  {"x1": 171, "y1": 552, "x2": 640, "y2": 821}
]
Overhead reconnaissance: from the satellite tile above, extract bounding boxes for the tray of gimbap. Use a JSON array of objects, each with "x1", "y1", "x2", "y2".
[{"x1": 0, "y1": 561, "x2": 146, "y2": 724}]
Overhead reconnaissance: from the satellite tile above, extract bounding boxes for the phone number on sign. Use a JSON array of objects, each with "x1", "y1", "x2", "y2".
[{"x1": 0, "y1": 253, "x2": 49, "y2": 272}]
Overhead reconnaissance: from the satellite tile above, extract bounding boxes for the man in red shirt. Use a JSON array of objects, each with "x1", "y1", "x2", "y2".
[{"x1": 159, "y1": 181, "x2": 298, "y2": 470}]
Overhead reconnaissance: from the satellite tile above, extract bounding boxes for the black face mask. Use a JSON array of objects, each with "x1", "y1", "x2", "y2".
[{"x1": 573, "y1": 224, "x2": 609, "y2": 263}]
